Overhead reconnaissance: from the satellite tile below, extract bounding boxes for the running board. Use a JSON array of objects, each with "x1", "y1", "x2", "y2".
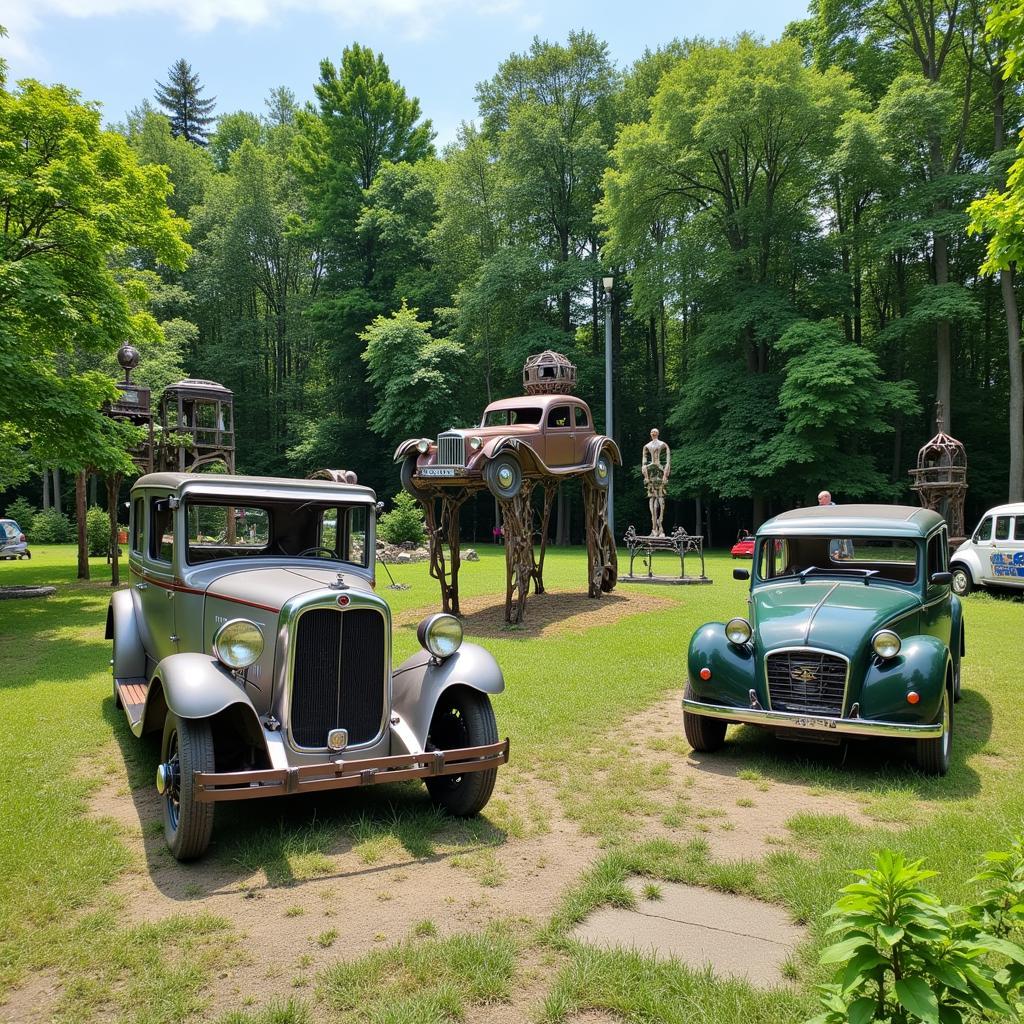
[{"x1": 115, "y1": 677, "x2": 149, "y2": 731}]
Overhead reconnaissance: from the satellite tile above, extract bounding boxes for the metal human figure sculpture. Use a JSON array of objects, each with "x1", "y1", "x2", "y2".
[{"x1": 642, "y1": 428, "x2": 671, "y2": 537}]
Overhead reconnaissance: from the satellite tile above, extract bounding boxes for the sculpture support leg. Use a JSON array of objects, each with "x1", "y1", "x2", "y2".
[
  {"x1": 583, "y1": 480, "x2": 617, "y2": 598},
  {"x1": 531, "y1": 481, "x2": 557, "y2": 595},
  {"x1": 500, "y1": 482, "x2": 535, "y2": 624},
  {"x1": 107, "y1": 473, "x2": 123, "y2": 588},
  {"x1": 420, "y1": 490, "x2": 469, "y2": 616}
]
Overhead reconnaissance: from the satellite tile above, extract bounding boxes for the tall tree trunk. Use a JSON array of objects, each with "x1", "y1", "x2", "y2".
[
  {"x1": 1004, "y1": 268, "x2": 1024, "y2": 501},
  {"x1": 934, "y1": 231, "x2": 952, "y2": 430},
  {"x1": 75, "y1": 471, "x2": 89, "y2": 580},
  {"x1": 53, "y1": 468, "x2": 62, "y2": 516},
  {"x1": 42, "y1": 468, "x2": 50, "y2": 510}
]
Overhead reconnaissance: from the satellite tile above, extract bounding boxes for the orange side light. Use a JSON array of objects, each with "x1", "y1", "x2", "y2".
[
  {"x1": 699, "y1": 667, "x2": 712, "y2": 681},
  {"x1": 907, "y1": 691, "x2": 920, "y2": 705}
]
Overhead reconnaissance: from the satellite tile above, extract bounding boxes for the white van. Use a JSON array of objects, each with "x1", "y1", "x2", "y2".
[{"x1": 950, "y1": 502, "x2": 1024, "y2": 595}]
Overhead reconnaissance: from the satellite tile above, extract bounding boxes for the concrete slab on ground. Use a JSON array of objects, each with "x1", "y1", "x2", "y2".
[{"x1": 571, "y1": 878, "x2": 804, "y2": 989}]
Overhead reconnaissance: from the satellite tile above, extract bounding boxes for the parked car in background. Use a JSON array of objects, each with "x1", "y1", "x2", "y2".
[
  {"x1": 684, "y1": 505, "x2": 964, "y2": 776},
  {"x1": 107, "y1": 472, "x2": 509, "y2": 860},
  {"x1": 395, "y1": 395, "x2": 619, "y2": 500},
  {"x1": 0, "y1": 519, "x2": 30, "y2": 559},
  {"x1": 949, "y1": 502, "x2": 1024, "y2": 596},
  {"x1": 731, "y1": 533, "x2": 754, "y2": 559}
]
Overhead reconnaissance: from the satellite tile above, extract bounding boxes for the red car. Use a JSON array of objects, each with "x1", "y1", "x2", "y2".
[{"x1": 731, "y1": 536, "x2": 754, "y2": 559}]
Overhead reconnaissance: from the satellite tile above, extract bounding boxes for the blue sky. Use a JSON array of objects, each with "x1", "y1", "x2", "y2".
[{"x1": 2, "y1": 0, "x2": 811, "y2": 145}]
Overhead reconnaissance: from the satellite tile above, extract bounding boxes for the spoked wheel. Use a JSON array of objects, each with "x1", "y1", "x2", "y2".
[
  {"x1": 425, "y1": 688, "x2": 498, "y2": 817},
  {"x1": 159, "y1": 712, "x2": 216, "y2": 860},
  {"x1": 916, "y1": 684, "x2": 952, "y2": 776}
]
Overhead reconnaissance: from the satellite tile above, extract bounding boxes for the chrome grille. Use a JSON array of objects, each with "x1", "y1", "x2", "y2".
[
  {"x1": 766, "y1": 650, "x2": 847, "y2": 717},
  {"x1": 436, "y1": 432, "x2": 465, "y2": 467},
  {"x1": 290, "y1": 607, "x2": 386, "y2": 749}
]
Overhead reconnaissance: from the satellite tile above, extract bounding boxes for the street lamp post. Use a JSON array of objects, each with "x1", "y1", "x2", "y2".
[{"x1": 602, "y1": 276, "x2": 614, "y2": 535}]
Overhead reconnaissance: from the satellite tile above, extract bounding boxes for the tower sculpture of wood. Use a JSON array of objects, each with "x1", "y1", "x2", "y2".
[
  {"x1": 394, "y1": 351, "x2": 620, "y2": 624},
  {"x1": 158, "y1": 378, "x2": 236, "y2": 473},
  {"x1": 910, "y1": 402, "x2": 968, "y2": 544}
]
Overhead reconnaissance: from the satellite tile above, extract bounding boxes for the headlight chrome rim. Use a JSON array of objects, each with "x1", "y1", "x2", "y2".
[
  {"x1": 416, "y1": 438, "x2": 430, "y2": 454},
  {"x1": 725, "y1": 617, "x2": 752, "y2": 645},
  {"x1": 872, "y1": 629, "x2": 901, "y2": 660},
  {"x1": 417, "y1": 612, "x2": 463, "y2": 660},
  {"x1": 212, "y1": 618, "x2": 265, "y2": 670},
  {"x1": 469, "y1": 436, "x2": 483, "y2": 451}
]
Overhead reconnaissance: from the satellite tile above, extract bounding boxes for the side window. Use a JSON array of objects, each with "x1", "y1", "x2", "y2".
[
  {"x1": 574, "y1": 405, "x2": 589, "y2": 429},
  {"x1": 547, "y1": 405, "x2": 572, "y2": 428},
  {"x1": 927, "y1": 535, "x2": 946, "y2": 579},
  {"x1": 131, "y1": 498, "x2": 144, "y2": 554},
  {"x1": 319, "y1": 507, "x2": 368, "y2": 566},
  {"x1": 996, "y1": 516, "x2": 1012, "y2": 541},
  {"x1": 975, "y1": 517, "x2": 993, "y2": 542},
  {"x1": 150, "y1": 498, "x2": 174, "y2": 564},
  {"x1": 1015, "y1": 518, "x2": 1024, "y2": 541}
]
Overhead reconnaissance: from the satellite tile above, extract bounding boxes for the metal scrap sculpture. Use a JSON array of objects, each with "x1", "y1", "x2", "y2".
[
  {"x1": 909, "y1": 402, "x2": 968, "y2": 544},
  {"x1": 394, "y1": 351, "x2": 620, "y2": 624}
]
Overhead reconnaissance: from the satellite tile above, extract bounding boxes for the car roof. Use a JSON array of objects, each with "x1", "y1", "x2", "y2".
[
  {"x1": 484, "y1": 395, "x2": 591, "y2": 411},
  {"x1": 976, "y1": 502, "x2": 1024, "y2": 517},
  {"x1": 133, "y1": 472, "x2": 377, "y2": 504},
  {"x1": 758, "y1": 504, "x2": 944, "y2": 538}
]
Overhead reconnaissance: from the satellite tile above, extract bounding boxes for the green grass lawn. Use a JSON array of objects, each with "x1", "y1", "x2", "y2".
[{"x1": 1, "y1": 544, "x2": 1023, "y2": 1023}]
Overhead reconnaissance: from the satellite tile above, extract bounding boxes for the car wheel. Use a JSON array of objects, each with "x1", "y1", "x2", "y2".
[
  {"x1": 591, "y1": 452, "x2": 612, "y2": 490},
  {"x1": 484, "y1": 456, "x2": 523, "y2": 501},
  {"x1": 160, "y1": 711, "x2": 216, "y2": 860},
  {"x1": 683, "y1": 682, "x2": 727, "y2": 752},
  {"x1": 915, "y1": 683, "x2": 952, "y2": 776},
  {"x1": 424, "y1": 688, "x2": 498, "y2": 817},
  {"x1": 399, "y1": 456, "x2": 430, "y2": 497},
  {"x1": 950, "y1": 565, "x2": 972, "y2": 597}
]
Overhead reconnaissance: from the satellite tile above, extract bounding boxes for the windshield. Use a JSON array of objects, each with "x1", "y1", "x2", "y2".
[
  {"x1": 185, "y1": 499, "x2": 369, "y2": 568},
  {"x1": 482, "y1": 406, "x2": 542, "y2": 426},
  {"x1": 757, "y1": 535, "x2": 919, "y2": 585}
]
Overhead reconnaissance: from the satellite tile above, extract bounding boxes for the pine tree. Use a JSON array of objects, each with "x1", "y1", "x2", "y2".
[{"x1": 154, "y1": 59, "x2": 216, "y2": 144}]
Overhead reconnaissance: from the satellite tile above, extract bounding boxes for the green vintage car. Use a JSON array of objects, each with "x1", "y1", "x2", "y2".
[{"x1": 683, "y1": 505, "x2": 965, "y2": 775}]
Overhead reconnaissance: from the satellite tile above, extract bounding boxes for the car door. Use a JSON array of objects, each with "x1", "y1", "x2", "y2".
[
  {"x1": 992, "y1": 515, "x2": 1024, "y2": 588},
  {"x1": 138, "y1": 494, "x2": 179, "y2": 663},
  {"x1": 572, "y1": 404, "x2": 593, "y2": 464},
  {"x1": 921, "y1": 530, "x2": 952, "y2": 646},
  {"x1": 544, "y1": 404, "x2": 575, "y2": 466}
]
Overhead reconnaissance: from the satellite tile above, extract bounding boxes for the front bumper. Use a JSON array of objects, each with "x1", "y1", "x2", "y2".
[
  {"x1": 194, "y1": 739, "x2": 509, "y2": 803},
  {"x1": 682, "y1": 699, "x2": 943, "y2": 740}
]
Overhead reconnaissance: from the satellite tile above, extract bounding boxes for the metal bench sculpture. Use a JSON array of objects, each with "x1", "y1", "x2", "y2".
[{"x1": 623, "y1": 526, "x2": 709, "y2": 582}]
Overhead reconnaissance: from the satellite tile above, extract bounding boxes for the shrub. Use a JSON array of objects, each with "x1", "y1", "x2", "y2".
[
  {"x1": 807, "y1": 843, "x2": 1024, "y2": 1024},
  {"x1": 4, "y1": 497, "x2": 36, "y2": 530},
  {"x1": 30, "y1": 509, "x2": 73, "y2": 544},
  {"x1": 85, "y1": 506, "x2": 111, "y2": 557},
  {"x1": 377, "y1": 491, "x2": 426, "y2": 547}
]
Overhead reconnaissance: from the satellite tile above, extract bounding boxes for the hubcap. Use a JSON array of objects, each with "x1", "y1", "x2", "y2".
[
  {"x1": 952, "y1": 571, "x2": 967, "y2": 594},
  {"x1": 498, "y1": 466, "x2": 513, "y2": 487},
  {"x1": 596, "y1": 459, "x2": 608, "y2": 480}
]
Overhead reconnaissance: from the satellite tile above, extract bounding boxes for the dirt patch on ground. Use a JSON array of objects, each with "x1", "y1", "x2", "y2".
[{"x1": 395, "y1": 587, "x2": 674, "y2": 640}]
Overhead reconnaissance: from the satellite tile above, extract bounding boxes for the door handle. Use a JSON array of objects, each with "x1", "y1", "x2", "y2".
[
  {"x1": 167, "y1": 590, "x2": 174, "y2": 599},
  {"x1": 134, "y1": 582, "x2": 148, "y2": 591}
]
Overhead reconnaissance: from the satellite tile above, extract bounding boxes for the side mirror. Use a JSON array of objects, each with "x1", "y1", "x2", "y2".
[
  {"x1": 930, "y1": 571, "x2": 952, "y2": 586},
  {"x1": 733, "y1": 568, "x2": 750, "y2": 581}
]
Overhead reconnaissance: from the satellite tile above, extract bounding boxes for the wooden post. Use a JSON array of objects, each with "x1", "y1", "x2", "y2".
[
  {"x1": 107, "y1": 474, "x2": 123, "y2": 588},
  {"x1": 531, "y1": 481, "x2": 558, "y2": 595},
  {"x1": 421, "y1": 489, "x2": 470, "y2": 615},
  {"x1": 75, "y1": 470, "x2": 89, "y2": 580},
  {"x1": 500, "y1": 481, "x2": 536, "y2": 624},
  {"x1": 583, "y1": 478, "x2": 617, "y2": 598}
]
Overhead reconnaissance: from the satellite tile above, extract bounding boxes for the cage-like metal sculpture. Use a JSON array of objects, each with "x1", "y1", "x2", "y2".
[
  {"x1": 158, "y1": 379, "x2": 236, "y2": 473},
  {"x1": 522, "y1": 350, "x2": 577, "y2": 396},
  {"x1": 909, "y1": 402, "x2": 968, "y2": 543}
]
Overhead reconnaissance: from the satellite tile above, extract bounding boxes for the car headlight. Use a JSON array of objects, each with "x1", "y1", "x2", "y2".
[
  {"x1": 725, "y1": 617, "x2": 752, "y2": 645},
  {"x1": 417, "y1": 613, "x2": 463, "y2": 660},
  {"x1": 469, "y1": 436, "x2": 483, "y2": 450},
  {"x1": 872, "y1": 629, "x2": 901, "y2": 659},
  {"x1": 213, "y1": 618, "x2": 264, "y2": 670},
  {"x1": 416, "y1": 439, "x2": 430, "y2": 454}
]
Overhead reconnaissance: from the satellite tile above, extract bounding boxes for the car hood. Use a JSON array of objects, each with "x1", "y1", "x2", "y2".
[
  {"x1": 205, "y1": 565, "x2": 373, "y2": 610},
  {"x1": 752, "y1": 580, "x2": 918, "y2": 654}
]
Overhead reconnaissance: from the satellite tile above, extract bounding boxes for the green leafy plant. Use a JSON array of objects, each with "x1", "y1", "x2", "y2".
[
  {"x1": 377, "y1": 491, "x2": 426, "y2": 546},
  {"x1": 30, "y1": 509, "x2": 73, "y2": 544},
  {"x1": 808, "y1": 847, "x2": 1024, "y2": 1024},
  {"x1": 969, "y1": 838, "x2": 1024, "y2": 939},
  {"x1": 4, "y1": 497, "x2": 36, "y2": 530},
  {"x1": 85, "y1": 506, "x2": 111, "y2": 557}
]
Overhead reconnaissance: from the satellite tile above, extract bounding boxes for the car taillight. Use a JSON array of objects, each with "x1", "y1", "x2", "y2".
[{"x1": 18, "y1": 534, "x2": 25, "y2": 543}]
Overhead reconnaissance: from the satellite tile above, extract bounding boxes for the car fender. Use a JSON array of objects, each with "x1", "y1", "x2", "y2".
[
  {"x1": 484, "y1": 437, "x2": 545, "y2": 474},
  {"x1": 950, "y1": 547, "x2": 984, "y2": 586},
  {"x1": 583, "y1": 435, "x2": 622, "y2": 468},
  {"x1": 106, "y1": 589, "x2": 146, "y2": 680},
  {"x1": 394, "y1": 438, "x2": 431, "y2": 463},
  {"x1": 858, "y1": 635, "x2": 951, "y2": 724},
  {"x1": 687, "y1": 622, "x2": 757, "y2": 708},
  {"x1": 141, "y1": 652, "x2": 262, "y2": 740},
  {"x1": 390, "y1": 643, "x2": 505, "y2": 752}
]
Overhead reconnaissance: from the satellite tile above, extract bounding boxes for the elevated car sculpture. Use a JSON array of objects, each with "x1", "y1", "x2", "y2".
[
  {"x1": 106, "y1": 472, "x2": 508, "y2": 860},
  {"x1": 683, "y1": 505, "x2": 964, "y2": 775},
  {"x1": 394, "y1": 395, "x2": 619, "y2": 501}
]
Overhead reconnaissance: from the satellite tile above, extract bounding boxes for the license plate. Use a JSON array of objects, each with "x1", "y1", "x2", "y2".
[
  {"x1": 420, "y1": 467, "x2": 457, "y2": 478},
  {"x1": 793, "y1": 716, "x2": 838, "y2": 730}
]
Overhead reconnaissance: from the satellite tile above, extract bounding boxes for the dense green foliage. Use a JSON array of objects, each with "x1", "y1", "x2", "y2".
[
  {"x1": 84, "y1": 506, "x2": 111, "y2": 557},
  {"x1": 3, "y1": 497, "x2": 34, "y2": 529},
  {"x1": 377, "y1": 490, "x2": 427, "y2": 546},
  {"x1": 29, "y1": 509, "x2": 73, "y2": 544},
  {"x1": 3, "y1": 4, "x2": 1024, "y2": 530}
]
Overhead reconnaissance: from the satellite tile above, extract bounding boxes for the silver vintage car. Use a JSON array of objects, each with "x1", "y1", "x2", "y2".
[{"x1": 106, "y1": 472, "x2": 509, "y2": 860}]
